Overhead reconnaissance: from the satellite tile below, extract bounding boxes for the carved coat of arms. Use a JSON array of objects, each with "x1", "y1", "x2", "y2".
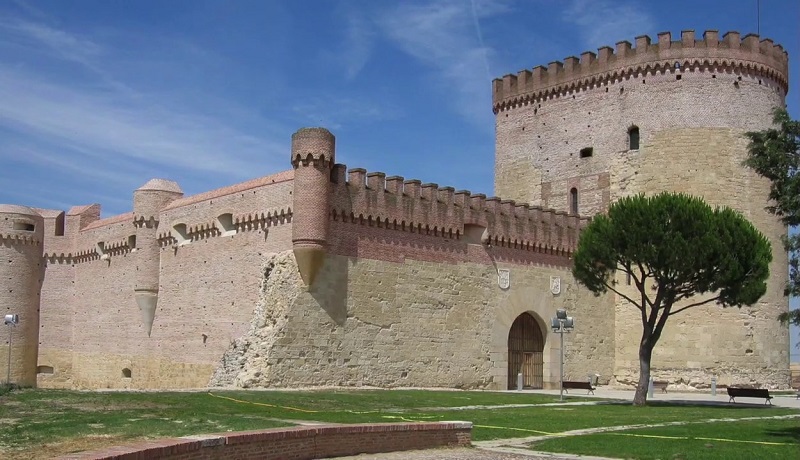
[
  {"x1": 497, "y1": 269, "x2": 510, "y2": 289},
  {"x1": 550, "y1": 276, "x2": 561, "y2": 295}
]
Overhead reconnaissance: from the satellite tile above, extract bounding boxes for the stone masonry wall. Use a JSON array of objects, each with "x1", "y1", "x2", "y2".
[
  {"x1": 608, "y1": 128, "x2": 790, "y2": 388},
  {"x1": 212, "y1": 221, "x2": 613, "y2": 391}
]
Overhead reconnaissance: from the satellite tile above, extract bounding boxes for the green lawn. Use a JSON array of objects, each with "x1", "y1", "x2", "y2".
[
  {"x1": 529, "y1": 417, "x2": 800, "y2": 459},
  {"x1": 1, "y1": 389, "x2": 798, "y2": 459},
  {"x1": 369, "y1": 402, "x2": 798, "y2": 441}
]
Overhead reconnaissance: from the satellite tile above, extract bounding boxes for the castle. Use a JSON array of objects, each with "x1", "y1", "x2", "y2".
[{"x1": 0, "y1": 30, "x2": 791, "y2": 391}]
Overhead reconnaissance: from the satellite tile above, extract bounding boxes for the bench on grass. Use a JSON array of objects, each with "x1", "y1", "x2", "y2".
[
  {"x1": 562, "y1": 380, "x2": 595, "y2": 394},
  {"x1": 726, "y1": 387, "x2": 773, "y2": 405},
  {"x1": 653, "y1": 381, "x2": 669, "y2": 393}
]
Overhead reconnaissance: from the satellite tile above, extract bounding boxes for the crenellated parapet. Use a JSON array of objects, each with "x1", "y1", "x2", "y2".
[
  {"x1": 330, "y1": 165, "x2": 589, "y2": 255},
  {"x1": 492, "y1": 30, "x2": 789, "y2": 112}
]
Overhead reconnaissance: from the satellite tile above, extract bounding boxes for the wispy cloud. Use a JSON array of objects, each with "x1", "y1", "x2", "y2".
[
  {"x1": 341, "y1": 9, "x2": 375, "y2": 80},
  {"x1": 3, "y1": 19, "x2": 103, "y2": 64},
  {"x1": 470, "y1": 0, "x2": 492, "y2": 83},
  {"x1": 0, "y1": 68, "x2": 286, "y2": 176},
  {"x1": 376, "y1": 0, "x2": 510, "y2": 128},
  {"x1": 564, "y1": 0, "x2": 655, "y2": 49},
  {"x1": 0, "y1": 14, "x2": 293, "y2": 203},
  {"x1": 291, "y1": 94, "x2": 401, "y2": 130}
]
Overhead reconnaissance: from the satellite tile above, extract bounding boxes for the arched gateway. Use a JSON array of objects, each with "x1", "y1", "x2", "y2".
[{"x1": 507, "y1": 312, "x2": 544, "y2": 389}]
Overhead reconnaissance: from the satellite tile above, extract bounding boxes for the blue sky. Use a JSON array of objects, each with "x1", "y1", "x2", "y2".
[{"x1": 0, "y1": 0, "x2": 798, "y2": 356}]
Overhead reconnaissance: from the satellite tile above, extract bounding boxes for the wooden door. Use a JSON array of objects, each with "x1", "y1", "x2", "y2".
[{"x1": 508, "y1": 313, "x2": 544, "y2": 389}]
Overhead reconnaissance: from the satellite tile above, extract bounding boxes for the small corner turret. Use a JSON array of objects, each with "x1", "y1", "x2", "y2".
[
  {"x1": 0, "y1": 204, "x2": 44, "y2": 386},
  {"x1": 132, "y1": 179, "x2": 183, "y2": 336},
  {"x1": 290, "y1": 127, "x2": 335, "y2": 287}
]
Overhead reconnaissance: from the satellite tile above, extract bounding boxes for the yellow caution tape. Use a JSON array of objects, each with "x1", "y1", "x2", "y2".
[{"x1": 207, "y1": 392, "x2": 320, "y2": 413}]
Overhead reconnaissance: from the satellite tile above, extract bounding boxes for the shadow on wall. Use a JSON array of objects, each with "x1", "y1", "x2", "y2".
[{"x1": 311, "y1": 255, "x2": 349, "y2": 326}]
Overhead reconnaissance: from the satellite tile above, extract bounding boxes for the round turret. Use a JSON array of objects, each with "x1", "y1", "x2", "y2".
[
  {"x1": 132, "y1": 179, "x2": 183, "y2": 336},
  {"x1": 133, "y1": 179, "x2": 184, "y2": 222},
  {"x1": 290, "y1": 128, "x2": 335, "y2": 286},
  {"x1": 0, "y1": 204, "x2": 44, "y2": 386}
]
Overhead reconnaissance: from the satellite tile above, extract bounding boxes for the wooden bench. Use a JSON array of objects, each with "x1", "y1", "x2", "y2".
[
  {"x1": 562, "y1": 381, "x2": 595, "y2": 394},
  {"x1": 726, "y1": 387, "x2": 773, "y2": 405},
  {"x1": 653, "y1": 381, "x2": 669, "y2": 393}
]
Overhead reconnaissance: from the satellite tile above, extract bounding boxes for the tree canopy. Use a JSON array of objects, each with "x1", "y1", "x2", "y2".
[
  {"x1": 573, "y1": 192, "x2": 771, "y2": 405},
  {"x1": 744, "y1": 107, "x2": 800, "y2": 326}
]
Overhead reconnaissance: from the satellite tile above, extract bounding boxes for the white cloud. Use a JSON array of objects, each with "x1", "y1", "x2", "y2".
[
  {"x1": 341, "y1": 9, "x2": 375, "y2": 80},
  {"x1": 0, "y1": 14, "x2": 292, "y2": 193},
  {"x1": 4, "y1": 19, "x2": 103, "y2": 63},
  {"x1": 376, "y1": 0, "x2": 510, "y2": 128},
  {"x1": 564, "y1": 0, "x2": 655, "y2": 50},
  {"x1": 0, "y1": 69, "x2": 287, "y2": 175}
]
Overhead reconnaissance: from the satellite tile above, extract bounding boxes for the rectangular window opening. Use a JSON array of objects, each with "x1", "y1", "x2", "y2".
[
  {"x1": 12, "y1": 222, "x2": 35, "y2": 232},
  {"x1": 579, "y1": 147, "x2": 593, "y2": 158}
]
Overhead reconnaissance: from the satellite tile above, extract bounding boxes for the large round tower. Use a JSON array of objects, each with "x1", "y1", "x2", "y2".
[
  {"x1": 493, "y1": 30, "x2": 790, "y2": 387},
  {"x1": 0, "y1": 204, "x2": 44, "y2": 386},
  {"x1": 133, "y1": 179, "x2": 183, "y2": 337},
  {"x1": 290, "y1": 127, "x2": 335, "y2": 287}
]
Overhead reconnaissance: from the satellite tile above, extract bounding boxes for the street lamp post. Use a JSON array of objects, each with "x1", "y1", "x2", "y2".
[
  {"x1": 4, "y1": 314, "x2": 18, "y2": 387},
  {"x1": 551, "y1": 309, "x2": 574, "y2": 401}
]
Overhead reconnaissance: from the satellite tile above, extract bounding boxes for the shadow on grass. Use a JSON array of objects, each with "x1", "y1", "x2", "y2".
[
  {"x1": 584, "y1": 400, "x2": 778, "y2": 410},
  {"x1": 644, "y1": 400, "x2": 778, "y2": 409},
  {"x1": 765, "y1": 426, "x2": 800, "y2": 443}
]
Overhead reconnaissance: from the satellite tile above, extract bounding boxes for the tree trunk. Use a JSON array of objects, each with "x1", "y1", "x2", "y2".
[{"x1": 633, "y1": 341, "x2": 654, "y2": 406}]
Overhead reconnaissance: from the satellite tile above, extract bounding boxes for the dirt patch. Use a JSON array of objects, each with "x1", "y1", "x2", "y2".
[
  {"x1": 49, "y1": 401, "x2": 170, "y2": 412},
  {"x1": 0, "y1": 434, "x2": 146, "y2": 460}
]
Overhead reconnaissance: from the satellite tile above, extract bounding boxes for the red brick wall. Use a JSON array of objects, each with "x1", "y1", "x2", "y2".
[{"x1": 56, "y1": 422, "x2": 472, "y2": 460}]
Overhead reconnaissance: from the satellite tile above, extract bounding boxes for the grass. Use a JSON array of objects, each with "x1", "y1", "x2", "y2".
[
  {"x1": 1, "y1": 389, "x2": 798, "y2": 459},
  {"x1": 529, "y1": 418, "x2": 800, "y2": 459},
  {"x1": 380, "y1": 402, "x2": 799, "y2": 441}
]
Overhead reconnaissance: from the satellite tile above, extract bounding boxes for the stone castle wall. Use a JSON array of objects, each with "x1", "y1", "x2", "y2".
[
  {"x1": 212, "y1": 221, "x2": 613, "y2": 391},
  {"x1": 36, "y1": 173, "x2": 296, "y2": 389},
  {"x1": 494, "y1": 30, "x2": 790, "y2": 387},
  {"x1": 1, "y1": 29, "x2": 791, "y2": 392},
  {"x1": 29, "y1": 158, "x2": 594, "y2": 390}
]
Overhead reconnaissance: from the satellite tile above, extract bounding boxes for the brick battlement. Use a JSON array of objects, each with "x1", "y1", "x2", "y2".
[
  {"x1": 332, "y1": 164, "x2": 588, "y2": 254},
  {"x1": 492, "y1": 30, "x2": 789, "y2": 112},
  {"x1": 0, "y1": 233, "x2": 42, "y2": 245},
  {"x1": 162, "y1": 170, "x2": 294, "y2": 212},
  {"x1": 83, "y1": 212, "x2": 134, "y2": 230}
]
